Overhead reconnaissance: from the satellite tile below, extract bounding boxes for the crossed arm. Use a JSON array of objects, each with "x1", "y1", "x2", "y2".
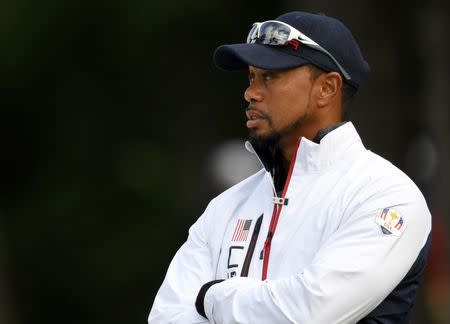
[{"x1": 149, "y1": 199, "x2": 430, "y2": 324}]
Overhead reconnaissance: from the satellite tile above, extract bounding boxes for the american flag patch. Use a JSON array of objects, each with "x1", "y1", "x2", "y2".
[{"x1": 232, "y1": 219, "x2": 252, "y2": 242}]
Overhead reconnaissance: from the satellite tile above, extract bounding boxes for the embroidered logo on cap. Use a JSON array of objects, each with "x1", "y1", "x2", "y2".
[{"x1": 376, "y1": 208, "x2": 406, "y2": 236}]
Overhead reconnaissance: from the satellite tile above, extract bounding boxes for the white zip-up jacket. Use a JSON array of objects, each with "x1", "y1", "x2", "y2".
[{"x1": 149, "y1": 122, "x2": 432, "y2": 324}]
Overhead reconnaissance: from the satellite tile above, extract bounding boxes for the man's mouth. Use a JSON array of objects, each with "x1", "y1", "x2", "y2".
[
  {"x1": 246, "y1": 110, "x2": 266, "y2": 128},
  {"x1": 246, "y1": 109, "x2": 265, "y2": 119}
]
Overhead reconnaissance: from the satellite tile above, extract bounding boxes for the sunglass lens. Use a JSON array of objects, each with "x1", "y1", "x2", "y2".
[
  {"x1": 259, "y1": 22, "x2": 290, "y2": 45},
  {"x1": 247, "y1": 24, "x2": 258, "y2": 43}
]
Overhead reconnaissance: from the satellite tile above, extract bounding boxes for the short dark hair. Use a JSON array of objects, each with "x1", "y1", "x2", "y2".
[{"x1": 307, "y1": 65, "x2": 356, "y2": 117}]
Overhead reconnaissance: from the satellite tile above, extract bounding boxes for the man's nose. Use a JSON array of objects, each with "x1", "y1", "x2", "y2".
[{"x1": 244, "y1": 81, "x2": 263, "y2": 103}]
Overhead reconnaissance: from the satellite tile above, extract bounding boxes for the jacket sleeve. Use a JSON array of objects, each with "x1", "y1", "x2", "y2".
[
  {"x1": 148, "y1": 201, "x2": 217, "y2": 324},
  {"x1": 202, "y1": 191, "x2": 432, "y2": 324}
]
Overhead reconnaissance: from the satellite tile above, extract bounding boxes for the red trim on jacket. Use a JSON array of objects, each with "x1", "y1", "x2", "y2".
[{"x1": 262, "y1": 139, "x2": 301, "y2": 280}]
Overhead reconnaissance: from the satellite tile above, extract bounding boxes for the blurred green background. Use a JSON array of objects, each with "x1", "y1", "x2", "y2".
[{"x1": 1, "y1": 0, "x2": 449, "y2": 323}]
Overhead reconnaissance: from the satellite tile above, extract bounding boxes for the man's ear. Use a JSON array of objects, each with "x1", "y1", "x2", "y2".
[{"x1": 316, "y1": 72, "x2": 342, "y2": 108}]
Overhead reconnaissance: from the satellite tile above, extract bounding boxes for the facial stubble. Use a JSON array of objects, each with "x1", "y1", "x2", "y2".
[{"x1": 248, "y1": 111, "x2": 310, "y2": 154}]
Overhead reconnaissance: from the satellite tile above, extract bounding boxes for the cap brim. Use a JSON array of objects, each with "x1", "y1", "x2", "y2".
[{"x1": 213, "y1": 43, "x2": 309, "y2": 71}]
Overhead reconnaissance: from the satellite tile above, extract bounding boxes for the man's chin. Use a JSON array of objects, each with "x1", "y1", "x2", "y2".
[
  {"x1": 249, "y1": 128, "x2": 272, "y2": 140},
  {"x1": 249, "y1": 130, "x2": 280, "y2": 151}
]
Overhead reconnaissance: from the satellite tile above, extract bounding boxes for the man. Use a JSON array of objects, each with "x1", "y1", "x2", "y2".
[{"x1": 149, "y1": 11, "x2": 431, "y2": 323}]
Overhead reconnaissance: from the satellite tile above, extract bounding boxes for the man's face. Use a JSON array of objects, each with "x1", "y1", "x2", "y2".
[{"x1": 244, "y1": 65, "x2": 316, "y2": 145}]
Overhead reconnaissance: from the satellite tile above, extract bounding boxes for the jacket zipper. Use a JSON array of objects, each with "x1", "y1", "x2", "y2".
[
  {"x1": 240, "y1": 214, "x2": 264, "y2": 277},
  {"x1": 261, "y1": 139, "x2": 301, "y2": 280}
]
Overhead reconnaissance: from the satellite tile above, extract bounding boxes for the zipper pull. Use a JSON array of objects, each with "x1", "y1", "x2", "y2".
[{"x1": 272, "y1": 197, "x2": 289, "y2": 206}]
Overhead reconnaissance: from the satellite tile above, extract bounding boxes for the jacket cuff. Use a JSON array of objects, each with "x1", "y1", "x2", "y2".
[{"x1": 195, "y1": 279, "x2": 225, "y2": 319}]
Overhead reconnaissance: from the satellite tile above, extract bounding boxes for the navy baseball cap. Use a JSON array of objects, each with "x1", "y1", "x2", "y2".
[{"x1": 214, "y1": 11, "x2": 370, "y2": 89}]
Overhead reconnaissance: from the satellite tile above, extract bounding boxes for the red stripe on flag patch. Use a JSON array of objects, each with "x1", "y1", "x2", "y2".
[{"x1": 232, "y1": 219, "x2": 252, "y2": 242}]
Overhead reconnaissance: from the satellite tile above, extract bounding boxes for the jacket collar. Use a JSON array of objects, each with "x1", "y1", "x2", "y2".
[
  {"x1": 246, "y1": 122, "x2": 364, "y2": 173},
  {"x1": 295, "y1": 121, "x2": 364, "y2": 172}
]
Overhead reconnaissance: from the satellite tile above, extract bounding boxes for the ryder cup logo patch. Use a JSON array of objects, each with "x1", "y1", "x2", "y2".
[{"x1": 376, "y1": 208, "x2": 406, "y2": 236}]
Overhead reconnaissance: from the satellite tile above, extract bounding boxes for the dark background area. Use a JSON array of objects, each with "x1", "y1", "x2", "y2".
[{"x1": 0, "y1": 0, "x2": 449, "y2": 323}]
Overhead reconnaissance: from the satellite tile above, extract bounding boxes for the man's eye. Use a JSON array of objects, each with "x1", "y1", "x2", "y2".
[{"x1": 262, "y1": 72, "x2": 274, "y2": 81}]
